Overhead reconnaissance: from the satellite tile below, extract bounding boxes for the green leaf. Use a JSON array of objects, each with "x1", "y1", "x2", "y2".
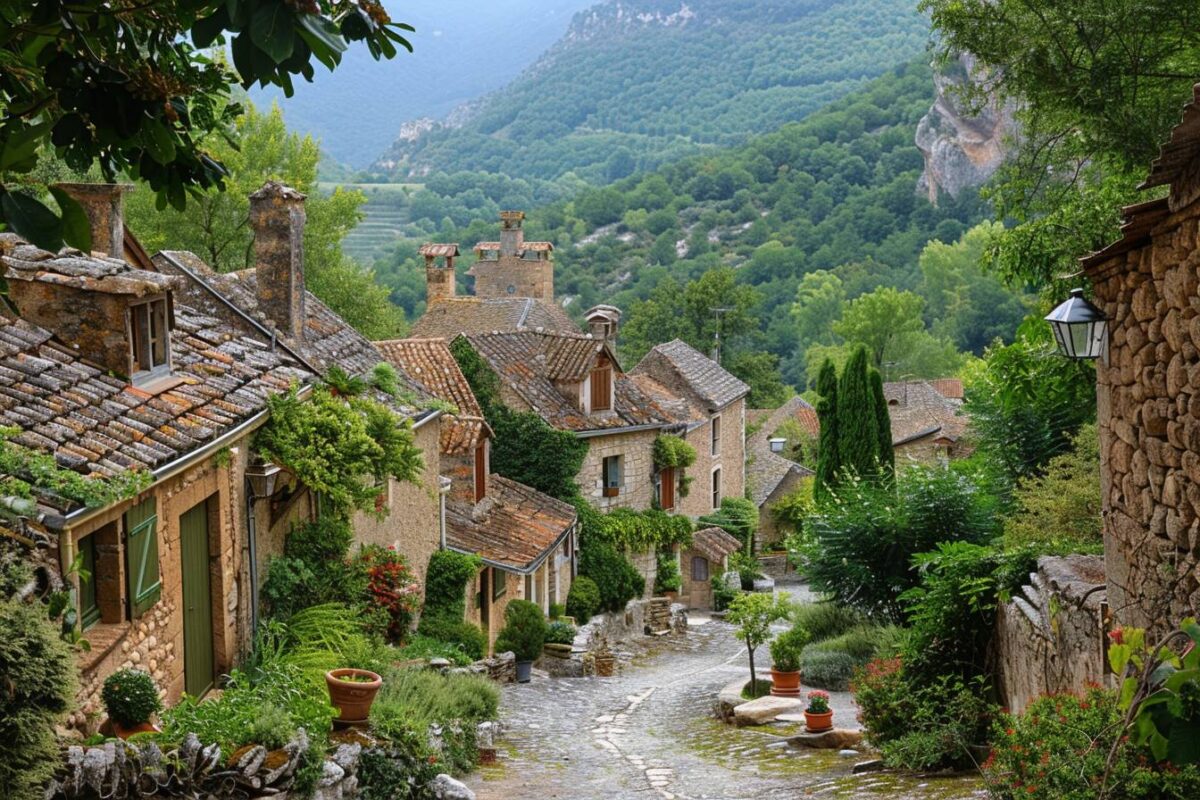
[
  {"x1": 298, "y1": 14, "x2": 347, "y2": 56},
  {"x1": 49, "y1": 187, "x2": 92, "y2": 252},
  {"x1": 143, "y1": 122, "x2": 177, "y2": 165},
  {"x1": 0, "y1": 121, "x2": 50, "y2": 172},
  {"x1": 0, "y1": 190, "x2": 64, "y2": 251},
  {"x1": 192, "y1": 6, "x2": 231, "y2": 48},
  {"x1": 1167, "y1": 718, "x2": 1200, "y2": 765},
  {"x1": 250, "y1": 2, "x2": 295, "y2": 64}
]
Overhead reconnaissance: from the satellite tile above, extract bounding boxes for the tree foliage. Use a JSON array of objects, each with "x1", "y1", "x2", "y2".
[
  {"x1": 0, "y1": 0, "x2": 413, "y2": 250},
  {"x1": 835, "y1": 346, "x2": 880, "y2": 479},
  {"x1": 1002, "y1": 423, "x2": 1102, "y2": 553},
  {"x1": 813, "y1": 359, "x2": 840, "y2": 503}
]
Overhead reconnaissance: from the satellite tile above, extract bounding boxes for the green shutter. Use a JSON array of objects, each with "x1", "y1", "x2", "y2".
[
  {"x1": 78, "y1": 535, "x2": 99, "y2": 630},
  {"x1": 125, "y1": 497, "x2": 161, "y2": 617}
]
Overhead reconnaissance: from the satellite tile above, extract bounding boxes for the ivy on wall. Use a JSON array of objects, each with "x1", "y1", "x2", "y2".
[
  {"x1": 652, "y1": 434, "x2": 697, "y2": 501},
  {"x1": 255, "y1": 385, "x2": 423, "y2": 517},
  {"x1": 592, "y1": 507, "x2": 694, "y2": 552}
]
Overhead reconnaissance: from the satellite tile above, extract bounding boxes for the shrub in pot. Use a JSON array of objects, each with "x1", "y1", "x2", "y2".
[
  {"x1": 494, "y1": 600, "x2": 547, "y2": 682},
  {"x1": 805, "y1": 689, "x2": 833, "y2": 732},
  {"x1": 769, "y1": 624, "x2": 810, "y2": 697},
  {"x1": 101, "y1": 668, "x2": 162, "y2": 738}
]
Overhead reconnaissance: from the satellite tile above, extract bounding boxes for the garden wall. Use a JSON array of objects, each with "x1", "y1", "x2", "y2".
[{"x1": 993, "y1": 555, "x2": 1110, "y2": 714}]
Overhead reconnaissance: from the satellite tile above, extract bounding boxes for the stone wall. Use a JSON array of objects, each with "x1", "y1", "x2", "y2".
[
  {"x1": 1086, "y1": 200, "x2": 1200, "y2": 631},
  {"x1": 470, "y1": 253, "x2": 554, "y2": 302},
  {"x1": 993, "y1": 555, "x2": 1110, "y2": 714},
  {"x1": 679, "y1": 397, "x2": 747, "y2": 518},
  {"x1": 69, "y1": 440, "x2": 249, "y2": 731},
  {"x1": 577, "y1": 428, "x2": 659, "y2": 511},
  {"x1": 627, "y1": 545, "x2": 658, "y2": 600}
]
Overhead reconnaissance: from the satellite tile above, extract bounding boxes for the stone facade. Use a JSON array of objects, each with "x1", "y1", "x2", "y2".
[
  {"x1": 1084, "y1": 195, "x2": 1200, "y2": 630},
  {"x1": 993, "y1": 555, "x2": 1109, "y2": 714},
  {"x1": 578, "y1": 428, "x2": 659, "y2": 511},
  {"x1": 249, "y1": 182, "x2": 307, "y2": 340},
  {"x1": 678, "y1": 398, "x2": 747, "y2": 518},
  {"x1": 68, "y1": 440, "x2": 250, "y2": 732}
]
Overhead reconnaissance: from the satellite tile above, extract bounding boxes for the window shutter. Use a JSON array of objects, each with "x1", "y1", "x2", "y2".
[
  {"x1": 125, "y1": 498, "x2": 161, "y2": 617},
  {"x1": 660, "y1": 466, "x2": 675, "y2": 510}
]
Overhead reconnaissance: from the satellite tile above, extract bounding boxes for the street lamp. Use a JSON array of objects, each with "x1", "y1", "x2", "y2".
[
  {"x1": 1045, "y1": 288, "x2": 1108, "y2": 360},
  {"x1": 245, "y1": 459, "x2": 283, "y2": 499}
]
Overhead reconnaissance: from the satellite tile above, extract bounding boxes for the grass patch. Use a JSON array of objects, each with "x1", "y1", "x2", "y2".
[{"x1": 741, "y1": 678, "x2": 773, "y2": 700}]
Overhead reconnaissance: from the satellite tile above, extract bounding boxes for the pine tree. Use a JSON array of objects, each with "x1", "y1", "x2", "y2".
[
  {"x1": 870, "y1": 367, "x2": 895, "y2": 484},
  {"x1": 814, "y1": 359, "x2": 840, "y2": 502},
  {"x1": 835, "y1": 346, "x2": 880, "y2": 479}
]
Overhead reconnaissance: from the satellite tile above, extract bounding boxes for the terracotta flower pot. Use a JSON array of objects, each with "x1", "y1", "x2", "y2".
[
  {"x1": 804, "y1": 709, "x2": 834, "y2": 732},
  {"x1": 326, "y1": 668, "x2": 383, "y2": 725},
  {"x1": 770, "y1": 668, "x2": 801, "y2": 697},
  {"x1": 104, "y1": 719, "x2": 160, "y2": 740}
]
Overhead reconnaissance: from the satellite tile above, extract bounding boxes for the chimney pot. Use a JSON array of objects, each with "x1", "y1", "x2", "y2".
[
  {"x1": 249, "y1": 181, "x2": 307, "y2": 340},
  {"x1": 499, "y1": 210, "x2": 524, "y2": 257},
  {"x1": 53, "y1": 182, "x2": 133, "y2": 260}
]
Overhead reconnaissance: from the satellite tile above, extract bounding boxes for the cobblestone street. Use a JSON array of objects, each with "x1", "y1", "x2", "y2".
[{"x1": 467, "y1": 618, "x2": 986, "y2": 800}]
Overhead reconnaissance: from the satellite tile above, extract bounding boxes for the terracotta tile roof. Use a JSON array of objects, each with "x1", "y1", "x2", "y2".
[
  {"x1": 463, "y1": 330, "x2": 682, "y2": 432},
  {"x1": 690, "y1": 526, "x2": 743, "y2": 561},
  {"x1": 2, "y1": 236, "x2": 176, "y2": 297},
  {"x1": 419, "y1": 243, "x2": 460, "y2": 258},
  {"x1": 632, "y1": 339, "x2": 749, "y2": 413},
  {"x1": 375, "y1": 338, "x2": 489, "y2": 455},
  {"x1": 446, "y1": 475, "x2": 577, "y2": 572},
  {"x1": 0, "y1": 250, "x2": 311, "y2": 510},
  {"x1": 410, "y1": 296, "x2": 581, "y2": 339}
]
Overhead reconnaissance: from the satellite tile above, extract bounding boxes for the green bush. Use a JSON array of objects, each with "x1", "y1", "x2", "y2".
[
  {"x1": 797, "y1": 649, "x2": 858, "y2": 691},
  {"x1": 545, "y1": 620, "x2": 577, "y2": 645},
  {"x1": 653, "y1": 549, "x2": 682, "y2": 594},
  {"x1": 1002, "y1": 423, "x2": 1102, "y2": 553},
  {"x1": 728, "y1": 550, "x2": 761, "y2": 591},
  {"x1": 798, "y1": 465, "x2": 999, "y2": 622},
  {"x1": 578, "y1": 538, "x2": 644, "y2": 612},
  {"x1": 415, "y1": 617, "x2": 486, "y2": 662},
  {"x1": 769, "y1": 624, "x2": 810, "y2": 672},
  {"x1": 565, "y1": 575, "x2": 601, "y2": 622},
  {"x1": 986, "y1": 687, "x2": 1200, "y2": 799},
  {"x1": 790, "y1": 602, "x2": 864, "y2": 642},
  {"x1": 548, "y1": 603, "x2": 566, "y2": 620},
  {"x1": 393, "y1": 634, "x2": 475, "y2": 666},
  {"x1": 0, "y1": 599, "x2": 76, "y2": 800},
  {"x1": 417, "y1": 550, "x2": 484, "y2": 659},
  {"x1": 102, "y1": 668, "x2": 161, "y2": 727},
  {"x1": 711, "y1": 575, "x2": 738, "y2": 612},
  {"x1": 699, "y1": 497, "x2": 759, "y2": 549},
  {"x1": 245, "y1": 702, "x2": 296, "y2": 750},
  {"x1": 494, "y1": 599, "x2": 548, "y2": 662}
]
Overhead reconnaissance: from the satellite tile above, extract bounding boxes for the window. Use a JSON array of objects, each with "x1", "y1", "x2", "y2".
[
  {"x1": 77, "y1": 534, "x2": 99, "y2": 631},
  {"x1": 474, "y1": 442, "x2": 487, "y2": 502},
  {"x1": 711, "y1": 414, "x2": 721, "y2": 456},
  {"x1": 655, "y1": 466, "x2": 676, "y2": 511},
  {"x1": 590, "y1": 354, "x2": 613, "y2": 412},
  {"x1": 124, "y1": 497, "x2": 161, "y2": 618},
  {"x1": 711, "y1": 467, "x2": 722, "y2": 510},
  {"x1": 603, "y1": 455, "x2": 622, "y2": 497},
  {"x1": 692, "y1": 556, "x2": 709, "y2": 582},
  {"x1": 128, "y1": 297, "x2": 170, "y2": 381},
  {"x1": 492, "y1": 567, "x2": 506, "y2": 601}
]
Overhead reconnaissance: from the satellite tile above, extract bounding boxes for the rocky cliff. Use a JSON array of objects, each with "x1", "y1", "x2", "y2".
[{"x1": 916, "y1": 52, "x2": 1017, "y2": 203}]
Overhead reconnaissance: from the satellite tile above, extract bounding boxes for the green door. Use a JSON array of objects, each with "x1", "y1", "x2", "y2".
[{"x1": 180, "y1": 500, "x2": 214, "y2": 697}]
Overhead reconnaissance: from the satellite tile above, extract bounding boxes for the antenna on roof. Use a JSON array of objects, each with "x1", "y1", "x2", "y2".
[{"x1": 710, "y1": 307, "x2": 732, "y2": 364}]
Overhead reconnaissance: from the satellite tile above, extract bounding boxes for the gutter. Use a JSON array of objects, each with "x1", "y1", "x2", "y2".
[
  {"x1": 446, "y1": 519, "x2": 577, "y2": 577},
  {"x1": 575, "y1": 422, "x2": 669, "y2": 439}
]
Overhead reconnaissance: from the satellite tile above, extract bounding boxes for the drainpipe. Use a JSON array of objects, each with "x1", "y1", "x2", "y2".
[{"x1": 245, "y1": 487, "x2": 259, "y2": 641}]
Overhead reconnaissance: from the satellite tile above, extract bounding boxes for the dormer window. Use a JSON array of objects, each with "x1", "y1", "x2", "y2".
[
  {"x1": 590, "y1": 353, "x2": 614, "y2": 412},
  {"x1": 129, "y1": 296, "x2": 171, "y2": 382}
]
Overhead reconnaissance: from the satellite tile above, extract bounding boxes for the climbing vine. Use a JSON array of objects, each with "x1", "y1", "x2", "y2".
[
  {"x1": 652, "y1": 434, "x2": 697, "y2": 501},
  {"x1": 255, "y1": 385, "x2": 423, "y2": 517},
  {"x1": 592, "y1": 507, "x2": 694, "y2": 552}
]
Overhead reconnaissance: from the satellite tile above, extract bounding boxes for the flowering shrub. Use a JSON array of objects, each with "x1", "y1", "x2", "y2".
[
  {"x1": 102, "y1": 668, "x2": 161, "y2": 728},
  {"x1": 984, "y1": 687, "x2": 1200, "y2": 800},
  {"x1": 806, "y1": 690, "x2": 830, "y2": 714},
  {"x1": 355, "y1": 545, "x2": 420, "y2": 642}
]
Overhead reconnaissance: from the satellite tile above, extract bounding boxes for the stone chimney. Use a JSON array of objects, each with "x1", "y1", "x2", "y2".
[
  {"x1": 420, "y1": 243, "x2": 460, "y2": 303},
  {"x1": 53, "y1": 183, "x2": 132, "y2": 260},
  {"x1": 499, "y1": 210, "x2": 525, "y2": 257},
  {"x1": 250, "y1": 182, "x2": 306, "y2": 340},
  {"x1": 585, "y1": 305, "x2": 622, "y2": 340}
]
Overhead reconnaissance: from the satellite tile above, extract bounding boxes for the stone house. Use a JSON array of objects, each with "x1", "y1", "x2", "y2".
[
  {"x1": 745, "y1": 397, "x2": 816, "y2": 550},
  {"x1": 1077, "y1": 83, "x2": 1200, "y2": 632},
  {"x1": 678, "y1": 527, "x2": 742, "y2": 610},
  {"x1": 376, "y1": 338, "x2": 578, "y2": 650},
  {"x1": 883, "y1": 379, "x2": 971, "y2": 464},
  {"x1": 0, "y1": 188, "x2": 315, "y2": 729}
]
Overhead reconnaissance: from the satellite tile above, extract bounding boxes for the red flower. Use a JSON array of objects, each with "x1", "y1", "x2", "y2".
[{"x1": 1108, "y1": 628, "x2": 1124, "y2": 645}]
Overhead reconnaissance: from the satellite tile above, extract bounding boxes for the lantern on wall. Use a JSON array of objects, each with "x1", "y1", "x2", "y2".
[{"x1": 1045, "y1": 288, "x2": 1108, "y2": 360}]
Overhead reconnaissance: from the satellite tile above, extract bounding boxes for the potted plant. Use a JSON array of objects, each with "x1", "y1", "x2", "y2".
[
  {"x1": 543, "y1": 620, "x2": 577, "y2": 659},
  {"x1": 101, "y1": 668, "x2": 162, "y2": 739},
  {"x1": 804, "y1": 690, "x2": 833, "y2": 732},
  {"x1": 494, "y1": 599, "x2": 548, "y2": 683},
  {"x1": 769, "y1": 624, "x2": 809, "y2": 697},
  {"x1": 325, "y1": 668, "x2": 383, "y2": 725},
  {"x1": 654, "y1": 550, "x2": 682, "y2": 602}
]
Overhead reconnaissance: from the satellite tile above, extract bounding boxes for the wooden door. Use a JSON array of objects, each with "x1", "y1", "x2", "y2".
[{"x1": 180, "y1": 500, "x2": 215, "y2": 697}]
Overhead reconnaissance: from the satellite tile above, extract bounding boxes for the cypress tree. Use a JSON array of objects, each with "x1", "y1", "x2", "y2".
[
  {"x1": 835, "y1": 346, "x2": 880, "y2": 479},
  {"x1": 870, "y1": 367, "x2": 895, "y2": 483},
  {"x1": 813, "y1": 359, "x2": 840, "y2": 502}
]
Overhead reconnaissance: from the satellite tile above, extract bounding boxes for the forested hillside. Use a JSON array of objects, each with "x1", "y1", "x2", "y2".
[
  {"x1": 375, "y1": 0, "x2": 930, "y2": 183},
  {"x1": 372, "y1": 63, "x2": 1029, "y2": 402}
]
